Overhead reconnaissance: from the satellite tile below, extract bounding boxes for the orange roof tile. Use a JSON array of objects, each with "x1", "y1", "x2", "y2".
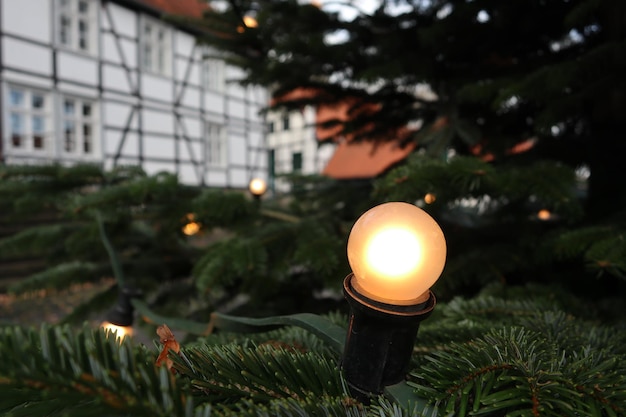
[
  {"x1": 323, "y1": 140, "x2": 415, "y2": 179},
  {"x1": 135, "y1": 0, "x2": 207, "y2": 18},
  {"x1": 273, "y1": 88, "x2": 418, "y2": 179}
]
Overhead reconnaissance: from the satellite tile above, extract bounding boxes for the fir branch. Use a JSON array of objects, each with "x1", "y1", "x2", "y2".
[
  {"x1": 410, "y1": 326, "x2": 626, "y2": 416},
  {"x1": 8, "y1": 261, "x2": 105, "y2": 294},
  {"x1": 0, "y1": 324, "x2": 205, "y2": 417},
  {"x1": 172, "y1": 342, "x2": 345, "y2": 404},
  {"x1": 0, "y1": 223, "x2": 76, "y2": 260}
]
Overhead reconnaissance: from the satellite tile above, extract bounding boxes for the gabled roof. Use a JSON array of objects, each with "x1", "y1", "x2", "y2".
[
  {"x1": 120, "y1": 0, "x2": 207, "y2": 18},
  {"x1": 137, "y1": 0, "x2": 207, "y2": 17},
  {"x1": 322, "y1": 140, "x2": 415, "y2": 179},
  {"x1": 273, "y1": 88, "x2": 417, "y2": 179}
]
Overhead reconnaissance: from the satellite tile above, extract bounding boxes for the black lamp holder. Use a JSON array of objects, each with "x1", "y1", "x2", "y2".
[
  {"x1": 105, "y1": 286, "x2": 141, "y2": 327},
  {"x1": 341, "y1": 273, "x2": 436, "y2": 402}
]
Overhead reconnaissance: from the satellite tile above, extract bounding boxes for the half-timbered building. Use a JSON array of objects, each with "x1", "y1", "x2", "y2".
[{"x1": 0, "y1": 0, "x2": 269, "y2": 188}]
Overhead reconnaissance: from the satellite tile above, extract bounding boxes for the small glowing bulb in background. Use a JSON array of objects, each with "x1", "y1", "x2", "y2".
[
  {"x1": 537, "y1": 209, "x2": 551, "y2": 221},
  {"x1": 248, "y1": 178, "x2": 267, "y2": 197},
  {"x1": 237, "y1": 16, "x2": 258, "y2": 33},
  {"x1": 347, "y1": 202, "x2": 446, "y2": 305},
  {"x1": 101, "y1": 321, "x2": 133, "y2": 339},
  {"x1": 424, "y1": 193, "x2": 436, "y2": 204},
  {"x1": 182, "y1": 213, "x2": 201, "y2": 236}
]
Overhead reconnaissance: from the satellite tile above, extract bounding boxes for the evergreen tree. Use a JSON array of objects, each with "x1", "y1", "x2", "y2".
[{"x1": 1, "y1": 0, "x2": 626, "y2": 415}]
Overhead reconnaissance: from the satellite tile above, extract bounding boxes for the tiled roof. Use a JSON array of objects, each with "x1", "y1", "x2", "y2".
[
  {"x1": 322, "y1": 140, "x2": 415, "y2": 179},
  {"x1": 273, "y1": 87, "x2": 417, "y2": 179},
  {"x1": 133, "y1": 0, "x2": 207, "y2": 18}
]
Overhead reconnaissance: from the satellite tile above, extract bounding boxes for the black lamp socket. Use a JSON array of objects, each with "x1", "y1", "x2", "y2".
[
  {"x1": 341, "y1": 273, "x2": 436, "y2": 402},
  {"x1": 105, "y1": 286, "x2": 141, "y2": 327}
]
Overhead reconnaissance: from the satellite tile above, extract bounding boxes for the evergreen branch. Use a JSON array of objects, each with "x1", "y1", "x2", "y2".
[
  {"x1": 8, "y1": 261, "x2": 105, "y2": 294},
  {"x1": 410, "y1": 327, "x2": 626, "y2": 416},
  {"x1": 0, "y1": 324, "x2": 206, "y2": 417},
  {"x1": 172, "y1": 342, "x2": 345, "y2": 404},
  {"x1": 0, "y1": 223, "x2": 75, "y2": 259}
]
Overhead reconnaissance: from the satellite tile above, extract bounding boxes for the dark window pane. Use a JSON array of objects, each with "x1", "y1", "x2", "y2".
[
  {"x1": 32, "y1": 94, "x2": 44, "y2": 109},
  {"x1": 292, "y1": 152, "x2": 302, "y2": 172},
  {"x1": 33, "y1": 135, "x2": 44, "y2": 149},
  {"x1": 64, "y1": 99, "x2": 75, "y2": 115}
]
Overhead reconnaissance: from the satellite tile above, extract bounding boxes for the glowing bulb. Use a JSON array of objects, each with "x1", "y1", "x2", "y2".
[
  {"x1": 347, "y1": 202, "x2": 446, "y2": 305},
  {"x1": 102, "y1": 321, "x2": 133, "y2": 339},
  {"x1": 183, "y1": 221, "x2": 200, "y2": 236},
  {"x1": 243, "y1": 16, "x2": 258, "y2": 28},
  {"x1": 248, "y1": 178, "x2": 267, "y2": 196},
  {"x1": 424, "y1": 193, "x2": 436, "y2": 204},
  {"x1": 537, "y1": 209, "x2": 551, "y2": 220}
]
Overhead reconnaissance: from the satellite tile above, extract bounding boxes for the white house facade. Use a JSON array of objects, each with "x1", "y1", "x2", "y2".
[
  {"x1": 266, "y1": 106, "x2": 335, "y2": 193},
  {"x1": 0, "y1": 0, "x2": 269, "y2": 188}
]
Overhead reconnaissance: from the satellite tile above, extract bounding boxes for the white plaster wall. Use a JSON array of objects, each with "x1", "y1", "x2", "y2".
[
  {"x1": 142, "y1": 109, "x2": 174, "y2": 134},
  {"x1": 143, "y1": 135, "x2": 175, "y2": 159},
  {"x1": 205, "y1": 170, "x2": 227, "y2": 187},
  {"x1": 178, "y1": 163, "x2": 201, "y2": 184},
  {"x1": 180, "y1": 117, "x2": 202, "y2": 138},
  {"x1": 106, "y1": 3, "x2": 137, "y2": 39},
  {"x1": 178, "y1": 139, "x2": 202, "y2": 163},
  {"x1": 3, "y1": 37, "x2": 52, "y2": 76},
  {"x1": 2, "y1": 0, "x2": 50, "y2": 43},
  {"x1": 229, "y1": 136, "x2": 247, "y2": 165},
  {"x1": 229, "y1": 168, "x2": 247, "y2": 187},
  {"x1": 103, "y1": 101, "x2": 137, "y2": 129},
  {"x1": 143, "y1": 160, "x2": 176, "y2": 177},
  {"x1": 180, "y1": 86, "x2": 201, "y2": 109},
  {"x1": 104, "y1": 130, "x2": 139, "y2": 157},
  {"x1": 57, "y1": 52, "x2": 99, "y2": 86},
  {"x1": 102, "y1": 63, "x2": 135, "y2": 94},
  {"x1": 204, "y1": 92, "x2": 224, "y2": 114},
  {"x1": 141, "y1": 74, "x2": 173, "y2": 103}
]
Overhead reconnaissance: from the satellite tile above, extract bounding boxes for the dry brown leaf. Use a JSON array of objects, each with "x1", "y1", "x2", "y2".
[{"x1": 156, "y1": 324, "x2": 180, "y2": 372}]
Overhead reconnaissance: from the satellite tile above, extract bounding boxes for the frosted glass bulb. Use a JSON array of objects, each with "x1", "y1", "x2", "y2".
[
  {"x1": 347, "y1": 202, "x2": 446, "y2": 304},
  {"x1": 248, "y1": 178, "x2": 267, "y2": 196}
]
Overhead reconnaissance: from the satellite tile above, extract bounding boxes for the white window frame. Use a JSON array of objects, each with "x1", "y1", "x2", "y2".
[
  {"x1": 204, "y1": 122, "x2": 227, "y2": 167},
  {"x1": 56, "y1": 0, "x2": 97, "y2": 54},
  {"x1": 202, "y1": 51, "x2": 225, "y2": 92},
  {"x1": 7, "y1": 86, "x2": 52, "y2": 154},
  {"x1": 140, "y1": 17, "x2": 171, "y2": 76},
  {"x1": 61, "y1": 96, "x2": 97, "y2": 158}
]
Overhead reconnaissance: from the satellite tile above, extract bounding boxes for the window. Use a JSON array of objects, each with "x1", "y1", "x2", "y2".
[
  {"x1": 7, "y1": 87, "x2": 50, "y2": 152},
  {"x1": 202, "y1": 56, "x2": 225, "y2": 92},
  {"x1": 268, "y1": 149, "x2": 275, "y2": 179},
  {"x1": 282, "y1": 114, "x2": 290, "y2": 130},
  {"x1": 57, "y1": 0, "x2": 96, "y2": 53},
  {"x1": 62, "y1": 97, "x2": 96, "y2": 156},
  {"x1": 141, "y1": 18, "x2": 170, "y2": 75},
  {"x1": 292, "y1": 152, "x2": 303, "y2": 172},
  {"x1": 205, "y1": 122, "x2": 226, "y2": 166}
]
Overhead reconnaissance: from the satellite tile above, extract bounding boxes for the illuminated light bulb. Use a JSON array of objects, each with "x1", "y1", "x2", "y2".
[
  {"x1": 243, "y1": 15, "x2": 258, "y2": 28},
  {"x1": 248, "y1": 178, "x2": 267, "y2": 197},
  {"x1": 347, "y1": 202, "x2": 446, "y2": 305},
  {"x1": 537, "y1": 209, "x2": 551, "y2": 220},
  {"x1": 424, "y1": 193, "x2": 436, "y2": 204},
  {"x1": 183, "y1": 221, "x2": 200, "y2": 236},
  {"x1": 102, "y1": 321, "x2": 134, "y2": 339},
  {"x1": 237, "y1": 16, "x2": 258, "y2": 33}
]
